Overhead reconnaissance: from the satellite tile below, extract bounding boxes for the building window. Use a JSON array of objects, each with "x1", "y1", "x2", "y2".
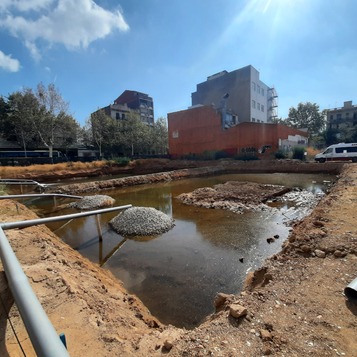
[
  {"x1": 257, "y1": 85, "x2": 260, "y2": 94},
  {"x1": 346, "y1": 113, "x2": 350, "y2": 119},
  {"x1": 330, "y1": 115, "x2": 333, "y2": 120},
  {"x1": 261, "y1": 105, "x2": 264, "y2": 112},
  {"x1": 252, "y1": 118, "x2": 256, "y2": 122},
  {"x1": 354, "y1": 113, "x2": 357, "y2": 119},
  {"x1": 337, "y1": 114, "x2": 341, "y2": 120},
  {"x1": 115, "y1": 113, "x2": 120, "y2": 119},
  {"x1": 257, "y1": 103, "x2": 261, "y2": 110},
  {"x1": 261, "y1": 88, "x2": 264, "y2": 96},
  {"x1": 252, "y1": 82, "x2": 256, "y2": 91},
  {"x1": 252, "y1": 100, "x2": 256, "y2": 108}
]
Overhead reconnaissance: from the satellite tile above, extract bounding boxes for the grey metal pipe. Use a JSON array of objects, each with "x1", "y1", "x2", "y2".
[
  {"x1": 0, "y1": 193, "x2": 83, "y2": 199},
  {"x1": 0, "y1": 179, "x2": 41, "y2": 183},
  {"x1": 0, "y1": 179, "x2": 45, "y2": 186},
  {"x1": 0, "y1": 227, "x2": 70, "y2": 356},
  {"x1": 345, "y1": 277, "x2": 357, "y2": 300},
  {"x1": 1, "y1": 205, "x2": 132, "y2": 230}
]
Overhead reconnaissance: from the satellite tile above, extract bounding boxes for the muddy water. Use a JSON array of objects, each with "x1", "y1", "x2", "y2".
[{"x1": 25, "y1": 173, "x2": 334, "y2": 328}]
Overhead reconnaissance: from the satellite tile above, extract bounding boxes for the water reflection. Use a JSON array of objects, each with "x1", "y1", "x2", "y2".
[{"x1": 25, "y1": 173, "x2": 334, "y2": 328}]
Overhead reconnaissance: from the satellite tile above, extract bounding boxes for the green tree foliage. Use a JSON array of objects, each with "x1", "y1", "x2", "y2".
[
  {"x1": 0, "y1": 96, "x2": 10, "y2": 132},
  {"x1": 292, "y1": 146, "x2": 306, "y2": 160},
  {"x1": 285, "y1": 102, "x2": 326, "y2": 137},
  {"x1": 1, "y1": 83, "x2": 79, "y2": 157},
  {"x1": 89, "y1": 109, "x2": 115, "y2": 158},
  {"x1": 6, "y1": 90, "x2": 39, "y2": 153},
  {"x1": 151, "y1": 117, "x2": 168, "y2": 154},
  {"x1": 119, "y1": 112, "x2": 151, "y2": 156},
  {"x1": 87, "y1": 112, "x2": 168, "y2": 158},
  {"x1": 34, "y1": 83, "x2": 79, "y2": 157},
  {"x1": 2, "y1": 84, "x2": 168, "y2": 160},
  {"x1": 271, "y1": 117, "x2": 285, "y2": 125},
  {"x1": 322, "y1": 128, "x2": 339, "y2": 146}
]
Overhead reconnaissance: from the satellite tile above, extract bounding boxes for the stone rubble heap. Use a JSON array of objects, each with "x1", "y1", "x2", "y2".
[
  {"x1": 69, "y1": 195, "x2": 115, "y2": 210},
  {"x1": 110, "y1": 206, "x2": 174, "y2": 236}
]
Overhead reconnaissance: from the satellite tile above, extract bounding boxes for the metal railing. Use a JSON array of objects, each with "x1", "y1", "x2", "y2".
[
  {"x1": 0, "y1": 193, "x2": 82, "y2": 200},
  {"x1": 0, "y1": 178, "x2": 49, "y2": 193},
  {"x1": 0, "y1": 204, "x2": 132, "y2": 356},
  {"x1": 0, "y1": 226, "x2": 70, "y2": 357}
]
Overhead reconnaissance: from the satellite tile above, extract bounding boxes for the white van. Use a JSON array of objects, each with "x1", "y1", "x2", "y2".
[{"x1": 315, "y1": 143, "x2": 357, "y2": 163}]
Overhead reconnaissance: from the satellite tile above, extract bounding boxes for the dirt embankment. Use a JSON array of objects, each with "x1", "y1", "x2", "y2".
[
  {"x1": 2, "y1": 158, "x2": 343, "y2": 184},
  {"x1": 46, "y1": 160, "x2": 343, "y2": 195},
  {"x1": 0, "y1": 160, "x2": 356, "y2": 356}
]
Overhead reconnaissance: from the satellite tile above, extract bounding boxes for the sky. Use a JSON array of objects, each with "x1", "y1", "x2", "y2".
[{"x1": 0, "y1": 0, "x2": 356, "y2": 126}]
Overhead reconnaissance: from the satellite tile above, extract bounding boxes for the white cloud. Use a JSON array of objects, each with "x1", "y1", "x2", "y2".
[
  {"x1": 0, "y1": 0, "x2": 55, "y2": 12},
  {"x1": 0, "y1": 0, "x2": 129, "y2": 58},
  {"x1": 0, "y1": 50, "x2": 21, "y2": 72},
  {"x1": 25, "y1": 40, "x2": 42, "y2": 61}
]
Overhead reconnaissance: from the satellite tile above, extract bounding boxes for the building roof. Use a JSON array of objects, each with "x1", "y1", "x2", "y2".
[{"x1": 114, "y1": 90, "x2": 152, "y2": 106}]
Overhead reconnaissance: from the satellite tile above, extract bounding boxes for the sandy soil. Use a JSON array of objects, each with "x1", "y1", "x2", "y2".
[{"x1": 0, "y1": 160, "x2": 356, "y2": 356}]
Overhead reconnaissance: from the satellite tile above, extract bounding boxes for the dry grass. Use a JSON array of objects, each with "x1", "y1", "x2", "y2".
[
  {"x1": 306, "y1": 146, "x2": 321, "y2": 160},
  {"x1": 0, "y1": 160, "x2": 108, "y2": 178}
]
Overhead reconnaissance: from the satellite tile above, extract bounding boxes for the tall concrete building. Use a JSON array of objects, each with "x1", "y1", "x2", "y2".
[
  {"x1": 114, "y1": 90, "x2": 154, "y2": 125},
  {"x1": 327, "y1": 100, "x2": 357, "y2": 138},
  {"x1": 100, "y1": 90, "x2": 154, "y2": 126},
  {"x1": 191, "y1": 65, "x2": 277, "y2": 125}
]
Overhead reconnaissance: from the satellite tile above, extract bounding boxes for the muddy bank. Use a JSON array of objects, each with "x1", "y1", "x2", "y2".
[{"x1": 48, "y1": 160, "x2": 343, "y2": 195}]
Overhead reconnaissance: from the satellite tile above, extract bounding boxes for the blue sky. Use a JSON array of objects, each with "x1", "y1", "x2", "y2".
[{"x1": 0, "y1": 0, "x2": 356, "y2": 126}]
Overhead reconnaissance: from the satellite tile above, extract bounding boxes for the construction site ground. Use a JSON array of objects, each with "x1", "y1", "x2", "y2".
[{"x1": 0, "y1": 160, "x2": 356, "y2": 356}]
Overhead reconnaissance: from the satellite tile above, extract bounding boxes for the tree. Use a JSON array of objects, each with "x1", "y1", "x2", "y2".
[
  {"x1": 285, "y1": 102, "x2": 326, "y2": 137},
  {"x1": 321, "y1": 128, "x2": 339, "y2": 146},
  {"x1": 55, "y1": 113, "x2": 80, "y2": 147},
  {"x1": 120, "y1": 113, "x2": 151, "y2": 156},
  {"x1": 6, "y1": 90, "x2": 39, "y2": 153},
  {"x1": 89, "y1": 109, "x2": 115, "y2": 158},
  {"x1": 2, "y1": 83, "x2": 79, "y2": 158},
  {"x1": 0, "y1": 96, "x2": 9, "y2": 125},
  {"x1": 34, "y1": 83, "x2": 76, "y2": 158},
  {"x1": 0, "y1": 96, "x2": 12, "y2": 138},
  {"x1": 151, "y1": 117, "x2": 168, "y2": 154},
  {"x1": 271, "y1": 117, "x2": 285, "y2": 125}
]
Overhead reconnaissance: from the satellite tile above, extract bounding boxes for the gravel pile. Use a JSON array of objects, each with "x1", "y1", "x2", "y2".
[
  {"x1": 110, "y1": 206, "x2": 174, "y2": 236},
  {"x1": 69, "y1": 195, "x2": 115, "y2": 210}
]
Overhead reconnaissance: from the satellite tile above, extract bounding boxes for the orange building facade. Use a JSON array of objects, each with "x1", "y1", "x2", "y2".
[{"x1": 168, "y1": 105, "x2": 308, "y2": 158}]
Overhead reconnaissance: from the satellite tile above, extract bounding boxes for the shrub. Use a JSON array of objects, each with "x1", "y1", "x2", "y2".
[
  {"x1": 111, "y1": 157, "x2": 131, "y2": 166},
  {"x1": 274, "y1": 150, "x2": 287, "y2": 159},
  {"x1": 214, "y1": 150, "x2": 231, "y2": 160},
  {"x1": 234, "y1": 154, "x2": 260, "y2": 161},
  {"x1": 201, "y1": 151, "x2": 216, "y2": 160},
  {"x1": 292, "y1": 146, "x2": 306, "y2": 161}
]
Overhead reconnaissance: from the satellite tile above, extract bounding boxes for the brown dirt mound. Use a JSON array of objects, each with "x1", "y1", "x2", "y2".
[{"x1": 177, "y1": 181, "x2": 290, "y2": 213}]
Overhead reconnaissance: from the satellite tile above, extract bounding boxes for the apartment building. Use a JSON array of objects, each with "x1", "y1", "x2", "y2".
[
  {"x1": 191, "y1": 65, "x2": 277, "y2": 125},
  {"x1": 101, "y1": 90, "x2": 154, "y2": 125},
  {"x1": 327, "y1": 101, "x2": 357, "y2": 138}
]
